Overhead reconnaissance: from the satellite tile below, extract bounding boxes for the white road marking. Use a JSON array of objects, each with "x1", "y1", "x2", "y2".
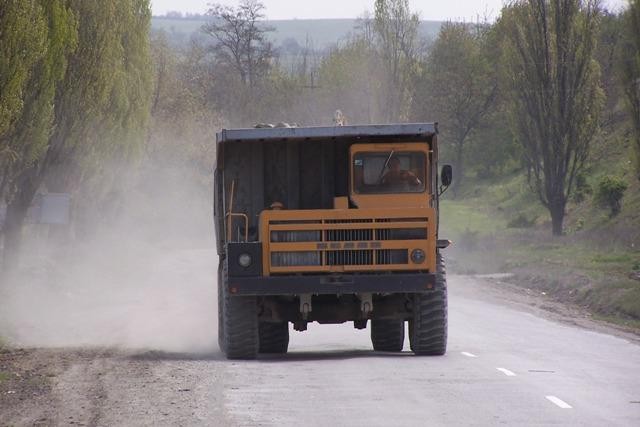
[
  {"x1": 461, "y1": 352, "x2": 478, "y2": 358},
  {"x1": 546, "y1": 395, "x2": 573, "y2": 409},
  {"x1": 496, "y1": 368, "x2": 516, "y2": 376}
]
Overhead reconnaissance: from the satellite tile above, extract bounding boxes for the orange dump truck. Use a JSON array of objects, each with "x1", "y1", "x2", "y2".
[{"x1": 214, "y1": 123, "x2": 452, "y2": 359}]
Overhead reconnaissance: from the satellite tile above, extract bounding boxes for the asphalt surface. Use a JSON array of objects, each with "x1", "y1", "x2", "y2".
[
  {"x1": 219, "y1": 275, "x2": 640, "y2": 426},
  {"x1": 2, "y1": 252, "x2": 639, "y2": 426}
]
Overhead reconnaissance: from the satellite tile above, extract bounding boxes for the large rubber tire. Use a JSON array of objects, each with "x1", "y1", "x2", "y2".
[
  {"x1": 221, "y1": 263, "x2": 259, "y2": 359},
  {"x1": 259, "y1": 322, "x2": 290, "y2": 354},
  {"x1": 371, "y1": 319, "x2": 405, "y2": 352},
  {"x1": 217, "y1": 262, "x2": 225, "y2": 352},
  {"x1": 409, "y1": 252, "x2": 448, "y2": 356}
]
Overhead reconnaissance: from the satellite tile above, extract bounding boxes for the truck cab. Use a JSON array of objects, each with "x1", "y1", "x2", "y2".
[{"x1": 214, "y1": 123, "x2": 451, "y2": 359}]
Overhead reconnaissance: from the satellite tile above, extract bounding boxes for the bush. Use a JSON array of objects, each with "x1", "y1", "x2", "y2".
[
  {"x1": 566, "y1": 217, "x2": 585, "y2": 234},
  {"x1": 594, "y1": 176, "x2": 628, "y2": 217},
  {"x1": 571, "y1": 172, "x2": 592, "y2": 203}
]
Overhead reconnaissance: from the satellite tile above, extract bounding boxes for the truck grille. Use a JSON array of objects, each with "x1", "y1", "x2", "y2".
[
  {"x1": 270, "y1": 249, "x2": 408, "y2": 267},
  {"x1": 272, "y1": 251, "x2": 321, "y2": 267},
  {"x1": 263, "y1": 210, "x2": 431, "y2": 274},
  {"x1": 326, "y1": 250, "x2": 372, "y2": 266}
]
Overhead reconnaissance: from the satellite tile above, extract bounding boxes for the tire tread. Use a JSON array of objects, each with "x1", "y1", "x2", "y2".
[{"x1": 410, "y1": 252, "x2": 448, "y2": 356}]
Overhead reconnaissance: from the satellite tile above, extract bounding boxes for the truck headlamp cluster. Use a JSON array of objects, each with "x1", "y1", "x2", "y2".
[
  {"x1": 238, "y1": 253, "x2": 252, "y2": 268},
  {"x1": 410, "y1": 249, "x2": 425, "y2": 264},
  {"x1": 228, "y1": 242, "x2": 261, "y2": 277}
]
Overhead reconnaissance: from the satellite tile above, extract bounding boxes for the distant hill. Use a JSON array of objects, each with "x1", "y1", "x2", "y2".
[{"x1": 151, "y1": 17, "x2": 442, "y2": 49}]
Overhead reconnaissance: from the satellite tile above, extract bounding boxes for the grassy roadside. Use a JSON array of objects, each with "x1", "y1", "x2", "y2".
[
  {"x1": 440, "y1": 170, "x2": 640, "y2": 329},
  {"x1": 0, "y1": 338, "x2": 8, "y2": 385}
]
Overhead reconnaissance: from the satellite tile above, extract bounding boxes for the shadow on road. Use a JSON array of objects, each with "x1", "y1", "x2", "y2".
[
  {"x1": 258, "y1": 349, "x2": 417, "y2": 363},
  {"x1": 127, "y1": 348, "x2": 428, "y2": 363}
]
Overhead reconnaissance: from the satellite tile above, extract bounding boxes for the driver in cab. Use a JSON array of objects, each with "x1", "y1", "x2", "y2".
[{"x1": 381, "y1": 157, "x2": 422, "y2": 187}]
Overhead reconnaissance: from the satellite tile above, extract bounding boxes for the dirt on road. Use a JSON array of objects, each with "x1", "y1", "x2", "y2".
[
  {"x1": 2, "y1": 269, "x2": 639, "y2": 426},
  {"x1": 0, "y1": 348, "x2": 227, "y2": 426}
]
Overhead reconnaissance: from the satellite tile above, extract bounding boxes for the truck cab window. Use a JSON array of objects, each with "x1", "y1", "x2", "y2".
[{"x1": 353, "y1": 151, "x2": 426, "y2": 194}]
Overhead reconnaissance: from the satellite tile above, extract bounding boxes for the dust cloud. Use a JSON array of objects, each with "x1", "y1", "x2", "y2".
[{"x1": 0, "y1": 165, "x2": 219, "y2": 354}]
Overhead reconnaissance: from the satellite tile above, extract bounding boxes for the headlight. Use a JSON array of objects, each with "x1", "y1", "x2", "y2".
[
  {"x1": 410, "y1": 249, "x2": 425, "y2": 264},
  {"x1": 238, "y1": 253, "x2": 252, "y2": 268}
]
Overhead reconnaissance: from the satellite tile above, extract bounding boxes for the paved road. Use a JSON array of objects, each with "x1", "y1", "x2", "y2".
[
  {"x1": 218, "y1": 275, "x2": 640, "y2": 426},
  {"x1": 2, "y1": 252, "x2": 639, "y2": 426}
]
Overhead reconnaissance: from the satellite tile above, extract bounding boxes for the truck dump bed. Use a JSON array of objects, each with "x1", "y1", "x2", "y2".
[
  {"x1": 216, "y1": 123, "x2": 437, "y2": 144},
  {"x1": 214, "y1": 124, "x2": 438, "y2": 250}
]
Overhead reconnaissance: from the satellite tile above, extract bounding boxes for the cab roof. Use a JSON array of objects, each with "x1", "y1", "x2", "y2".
[{"x1": 216, "y1": 123, "x2": 438, "y2": 144}]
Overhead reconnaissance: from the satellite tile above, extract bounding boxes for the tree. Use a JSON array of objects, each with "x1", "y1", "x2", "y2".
[
  {"x1": 1, "y1": 0, "x2": 153, "y2": 267},
  {"x1": 146, "y1": 30, "x2": 219, "y2": 176},
  {"x1": 202, "y1": 0, "x2": 274, "y2": 90},
  {"x1": 201, "y1": 1, "x2": 276, "y2": 124},
  {"x1": 595, "y1": 11, "x2": 624, "y2": 128},
  {"x1": 317, "y1": 38, "x2": 384, "y2": 124},
  {"x1": 617, "y1": 0, "x2": 640, "y2": 180},
  {"x1": 45, "y1": 0, "x2": 153, "y2": 231},
  {"x1": 374, "y1": 0, "x2": 419, "y2": 121},
  {"x1": 594, "y1": 175, "x2": 628, "y2": 217},
  {"x1": 416, "y1": 22, "x2": 498, "y2": 196},
  {"x1": 501, "y1": 0, "x2": 604, "y2": 235},
  {"x1": 0, "y1": 0, "x2": 77, "y2": 268},
  {"x1": 0, "y1": 0, "x2": 49, "y2": 160}
]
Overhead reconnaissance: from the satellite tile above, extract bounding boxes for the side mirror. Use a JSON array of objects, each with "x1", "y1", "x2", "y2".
[{"x1": 441, "y1": 165, "x2": 453, "y2": 187}]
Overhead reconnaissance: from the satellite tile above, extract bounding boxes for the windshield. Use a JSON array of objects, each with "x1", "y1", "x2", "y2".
[{"x1": 353, "y1": 151, "x2": 426, "y2": 194}]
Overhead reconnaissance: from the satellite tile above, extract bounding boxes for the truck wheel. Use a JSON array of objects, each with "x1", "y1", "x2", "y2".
[
  {"x1": 409, "y1": 252, "x2": 448, "y2": 355},
  {"x1": 259, "y1": 322, "x2": 290, "y2": 354},
  {"x1": 217, "y1": 262, "x2": 225, "y2": 352},
  {"x1": 221, "y1": 264, "x2": 259, "y2": 359},
  {"x1": 371, "y1": 319, "x2": 405, "y2": 352}
]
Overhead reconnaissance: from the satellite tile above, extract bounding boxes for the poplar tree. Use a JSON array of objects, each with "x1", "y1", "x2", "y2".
[
  {"x1": 502, "y1": 0, "x2": 604, "y2": 235},
  {"x1": 618, "y1": 0, "x2": 640, "y2": 180},
  {"x1": 374, "y1": 0, "x2": 419, "y2": 122},
  {"x1": 0, "y1": 0, "x2": 48, "y2": 162},
  {"x1": 0, "y1": 0, "x2": 77, "y2": 199},
  {"x1": 2, "y1": 0, "x2": 152, "y2": 267}
]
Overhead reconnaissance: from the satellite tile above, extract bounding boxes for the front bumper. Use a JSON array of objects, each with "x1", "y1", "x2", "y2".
[{"x1": 226, "y1": 272, "x2": 439, "y2": 296}]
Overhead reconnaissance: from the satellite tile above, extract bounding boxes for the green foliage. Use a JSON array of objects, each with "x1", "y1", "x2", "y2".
[
  {"x1": 59, "y1": 0, "x2": 152, "y2": 157},
  {"x1": 374, "y1": 0, "x2": 419, "y2": 121},
  {"x1": 1, "y1": 0, "x2": 154, "y2": 266},
  {"x1": 568, "y1": 217, "x2": 586, "y2": 234},
  {"x1": 500, "y1": 0, "x2": 604, "y2": 235},
  {"x1": 594, "y1": 175, "x2": 628, "y2": 217},
  {"x1": 0, "y1": 0, "x2": 77, "y2": 201},
  {"x1": 468, "y1": 115, "x2": 521, "y2": 179},
  {"x1": 592, "y1": 253, "x2": 635, "y2": 264},
  {"x1": 415, "y1": 22, "x2": 497, "y2": 195},
  {"x1": 0, "y1": 0, "x2": 48, "y2": 157},
  {"x1": 595, "y1": 12, "x2": 625, "y2": 127},
  {"x1": 147, "y1": 29, "x2": 222, "y2": 174},
  {"x1": 316, "y1": 38, "x2": 383, "y2": 123},
  {"x1": 571, "y1": 171, "x2": 593, "y2": 203},
  {"x1": 42, "y1": 0, "x2": 153, "y2": 194},
  {"x1": 616, "y1": 0, "x2": 640, "y2": 180}
]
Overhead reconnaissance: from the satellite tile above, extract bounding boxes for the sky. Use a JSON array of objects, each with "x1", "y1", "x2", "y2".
[{"x1": 151, "y1": 0, "x2": 628, "y2": 21}]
